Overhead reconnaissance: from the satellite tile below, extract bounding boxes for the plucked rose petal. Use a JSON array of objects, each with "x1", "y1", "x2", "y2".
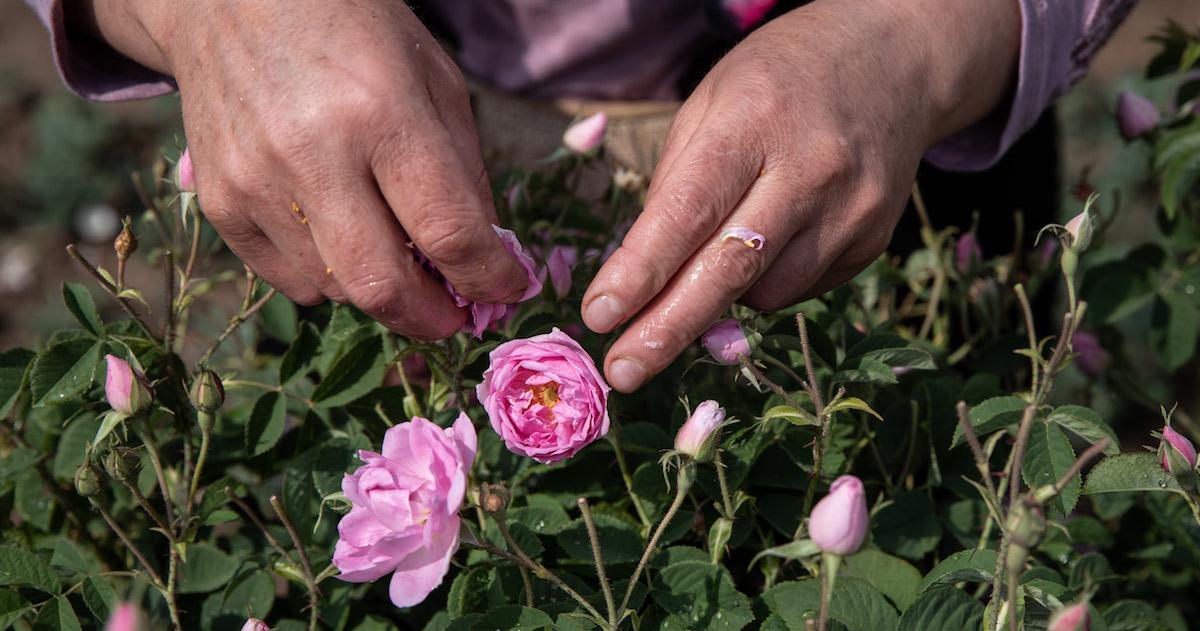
[
  {"x1": 808, "y1": 475, "x2": 869, "y2": 555},
  {"x1": 1115, "y1": 90, "x2": 1160, "y2": 140},
  {"x1": 1160, "y1": 424, "x2": 1198, "y2": 475},
  {"x1": 178, "y1": 148, "x2": 195, "y2": 192},
  {"x1": 701, "y1": 319, "x2": 752, "y2": 365},
  {"x1": 563, "y1": 112, "x2": 608, "y2": 154},
  {"x1": 674, "y1": 400, "x2": 726, "y2": 460},
  {"x1": 719, "y1": 227, "x2": 765, "y2": 250},
  {"x1": 334, "y1": 416, "x2": 477, "y2": 608},
  {"x1": 477, "y1": 328, "x2": 610, "y2": 464}
]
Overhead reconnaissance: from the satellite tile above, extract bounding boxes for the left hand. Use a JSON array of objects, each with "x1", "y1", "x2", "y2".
[{"x1": 581, "y1": 0, "x2": 1020, "y2": 391}]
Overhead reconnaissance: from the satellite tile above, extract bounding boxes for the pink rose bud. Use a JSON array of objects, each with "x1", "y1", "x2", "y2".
[
  {"x1": 333, "y1": 413, "x2": 477, "y2": 608},
  {"x1": 104, "y1": 603, "x2": 144, "y2": 631},
  {"x1": 1116, "y1": 90, "x2": 1160, "y2": 140},
  {"x1": 674, "y1": 400, "x2": 727, "y2": 462},
  {"x1": 1071, "y1": 330, "x2": 1110, "y2": 377},
  {"x1": 701, "y1": 319, "x2": 752, "y2": 365},
  {"x1": 1047, "y1": 601, "x2": 1090, "y2": 631},
  {"x1": 808, "y1": 475, "x2": 869, "y2": 556},
  {"x1": 721, "y1": 0, "x2": 778, "y2": 31},
  {"x1": 434, "y1": 226, "x2": 543, "y2": 338},
  {"x1": 104, "y1": 354, "x2": 152, "y2": 417},
  {"x1": 240, "y1": 619, "x2": 270, "y2": 631},
  {"x1": 954, "y1": 232, "x2": 983, "y2": 274},
  {"x1": 177, "y1": 148, "x2": 195, "y2": 192},
  {"x1": 478, "y1": 328, "x2": 610, "y2": 463},
  {"x1": 1063, "y1": 208, "x2": 1095, "y2": 252},
  {"x1": 1159, "y1": 424, "x2": 1198, "y2": 475},
  {"x1": 563, "y1": 112, "x2": 607, "y2": 154},
  {"x1": 546, "y1": 246, "x2": 578, "y2": 299}
]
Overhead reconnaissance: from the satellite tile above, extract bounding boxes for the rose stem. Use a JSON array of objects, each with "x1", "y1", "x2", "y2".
[{"x1": 578, "y1": 498, "x2": 616, "y2": 627}]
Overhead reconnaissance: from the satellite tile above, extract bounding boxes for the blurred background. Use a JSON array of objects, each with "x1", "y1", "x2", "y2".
[{"x1": 0, "y1": 0, "x2": 1196, "y2": 351}]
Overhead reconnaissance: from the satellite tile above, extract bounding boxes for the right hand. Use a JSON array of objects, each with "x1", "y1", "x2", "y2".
[{"x1": 86, "y1": 0, "x2": 531, "y2": 338}]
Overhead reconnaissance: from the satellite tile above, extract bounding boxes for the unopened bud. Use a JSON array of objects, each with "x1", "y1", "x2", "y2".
[
  {"x1": 1159, "y1": 424, "x2": 1198, "y2": 476},
  {"x1": 104, "y1": 447, "x2": 141, "y2": 482},
  {"x1": 1115, "y1": 90, "x2": 1160, "y2": 140},
  {"x1": 481, "y1": 483, "x2": 510, "y2": 515},
  {"x1": 674, "y1": 400, "x2": 727, "y2": 462},
  {"x1": 1005, "y1": 499, "x2": 1046, "y2": 553},
  {"x1": 74, "y1": 464, "x2": 102, "y2": 498},
  {"x1": 1047, "y1": 600, "x2": 1091, "y2": 631},
  {"x1": 114, "y1": 217, "x2": 138, "y2": 262},
  {"x1": 190, "y1": 369, "x2": 225, "y2": 416}
]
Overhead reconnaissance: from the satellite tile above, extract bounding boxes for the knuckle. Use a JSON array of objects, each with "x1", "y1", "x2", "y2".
[
  {"x1": 654, "y1": 178, "x2": 724, "y2": 239},
  {"x1": 711, "y1": 246, "x2": 768, "y2": 295},
  {"x1": 415, "y1": 212, "x2": 477, "y2": 264},
  {"x1": 341, "y1": 272, "x2": 402, "y2": 317}
]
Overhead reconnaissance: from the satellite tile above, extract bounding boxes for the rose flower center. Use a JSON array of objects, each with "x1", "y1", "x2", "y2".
[{"x1": 529, "y1": 382, "x2": 561, "y2": 409}]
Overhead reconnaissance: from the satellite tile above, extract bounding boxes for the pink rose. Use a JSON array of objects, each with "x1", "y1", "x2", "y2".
[
  {"x1": 701, "y1": 319, "x2": 752, "y2": 365},
  {"x1": 478, "y1": 328, "x2": 610, "y2": 464},
  {"x1": 333, "y1": 414, "x2": 477, "y2": 608},
  {"x1": 1115, "y1": 90, "x2": 1159, "y2": 140},
  {"x1": 240, "y1": 619, "x2": 270, "y2": 631},
  {"x1": 546, "y1": 246, "x2": 578, "y2": 299},
  {"x1": 177, "y1": 148, "x2": 195, "y2": 192},
  {"x1": 104, "y1": 603, "x2": 144, "y2": 631},
  {"x1": 1047, "y1": 601, "x2": 1090, "y2": 631},
  {"x1": 563, "y1": 112, "x2": 607, "y2": 154},
  {"x1": 809, "y1": 475, "x2": 869, "y2": 556},
  {"x1": 674, "y1": 400, "x2": 726, "y2": 462},
  {"x1": 104, "y1": 354, "x2": 153, "y2": 417},
  {"x1": 954, "y1": 232, "x2": 982, "y2": 275},
  {"x1": 1159, "y1": 424, "x2": 1197, "y2": 475}
]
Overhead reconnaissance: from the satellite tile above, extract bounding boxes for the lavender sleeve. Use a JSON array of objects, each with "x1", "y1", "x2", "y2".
[
  {"x1": 22, "y1": 0, "x2": 175, "y2": 101},
  {"x1": 925, "y1": 0, "x2": 1138, "y2": 171}
]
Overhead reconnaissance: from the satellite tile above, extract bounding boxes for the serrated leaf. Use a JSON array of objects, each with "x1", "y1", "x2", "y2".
[
  {"x1": 177, "y1": 543, "x2": 238, "y2": 594},
  {"x1": 758, "y1": 404, "x2": 818, "y2": 427},
  {"x1": 860, "y1": 347, "x2": 935, "y2": 371},
  {"x1": 843, "y1": 548, "x2": 922, "y2": 612},
  {"x1": 897, "y1": 587, "x2": 983, "y2": 631},
  {"x1": 1047, "y1": 405, "x2": 1119, "y2": 455},
  {"x1": 872, "y1": 491, "x2": 941, "y2": 560},
  {"x1": 0, "y1": 348, "x2": 34, "y2": 418},
  {"x1": 448, "y1": 566, "x2": 494, "y2": 619},
  {"x1": 116, "y1": 288, "x2": 150, "y2": 309},
  {"x1": 832, "y1": 358, "x2": 897, "y2": 386},
  {"x1": 0, "y1": 590, "x2": 31, "y2": 630},
  {"x1": 280, "y1": 322, "x2": 321, "y2": 385},
  {"x1": 0, "y1": 545, "x2": 60, "y2": 594},
  {"x1": 62, "y1": 283, "x2": 102, "y2": 337},
  {"x1": 245, "y1": 392, "x2": 287, "y2": 457},
  {"x1": 761, "y1": 577, "x2": 898, "y2": 631},
  {"x1": 312, "y1": 335, "x2": 385, "y2": 408},
  {"x1": 1022, "y1": 422, "x2": 1079, "y2": 516},
  {"x1": 826, "y1": 397, "x2": 883, "y2": 422},
  {"x1": 951, "y1": 396, "x2": 1028, "y2": 447},
  {"x1": 32, "y1": 595, "x2": 80, "y2": 631},
  {"x1": 52, "y1": 418, "x2": 94, "y2": 481},
  {"x1": 29, "y1": 339, "x2": 102, "y2": 407},
  {"x1": 1082, "y1": 453, "x2": 1183, "y2": 495},
  {"x1": 508, "y1": 495, "x2": 572, "y2": 535},
  {"x1": 919, "y1": 549, "x2": 997, "y2": 592},
  {"x1": 653, "y1": 561, "x2": 753, "y2": 631},
  {"x1": 80, "y1": 576, "x2": 116, "y2": 622},
  {"x1": 469, "y1": 606, "x2": 553, "y2": 630}
]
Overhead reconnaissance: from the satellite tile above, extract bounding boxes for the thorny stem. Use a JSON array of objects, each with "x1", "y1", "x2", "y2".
[
  {"x1": 609, "y1": 425, "x2": 652, "y2": 530},
  {"x1": 1008, "y1": 406, "x2": 1038, "y2": 508},
  {"x1": 956, "y1": 402, "x2": 998, "y2": 507},
  {"x1": 713, "y1": 449, "x2": 736, "y2": 520},
  {"x1": 196, "y1": 287, "x2": 279, "y2": 367},
  {"x1": 1051, "y1": 438, "x2": 1109, "y2": 493},
  {"x1": 739, "y1": 355, "x2": 807, "y2": 413},
  {"x1": 130, "y1": 171, "x2": 173, "y2": 246},
  {"x1": 1014, "y1": 284, "x2": 1039, "y2": 396},
  {"x1": 167, "y1": 547, "x2": 181, "y2": 630},
  {"x1": 66, "y1": 245, "x2": 159, "y2": 343},
  {"x1": 182, "y1": 207, "x2": 203, "y2": 292},
  {"x1": 618, "y1": 464, "x2": 691, "y2": 622},
  {"x1": 121, "y1": 478, "x2": 171, "y2": 536},
  {"x1": 270, "y1": 495, "x2": 321, "y2": 631},
  {"x1": 578, "y1": 498, "x2": 617, "y2": 628},
  {"x1": 163, "y1": 250, "x2": 176, "y2": 351},
  {"x1": 226, "y1": 488, "x2": 296, "y2": 564},
  {"x1": 136, "y1": 427, "x2": 176, "y2": 527},
  {"x1": 796, "y1": 314, "x2": 831, "y2": 516},
  {"x1": 91, "y1": 500, "x2": 170, "y2": 602},
  {"x1": 468, "y1": 537, "x2": 606, "y2": 624},
  {"x1": 816, "y1": 552, "x2": 841, "y2": 631},
  {"x1": 990, "y1": 533, "x2": 1009, "y2": 631}
]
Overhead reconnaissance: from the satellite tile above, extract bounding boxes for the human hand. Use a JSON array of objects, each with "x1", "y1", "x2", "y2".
[
  {"x1": 85, "y1": 0, "x2": 530, "y2": 338},
  {"x1": 582, "y1": 0, "x2": 1019, "y2": 391}
]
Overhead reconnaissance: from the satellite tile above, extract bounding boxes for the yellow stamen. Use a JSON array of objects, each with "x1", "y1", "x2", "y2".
[{"x1": 529, "y1": 382, "x2": 560, "y2": 409}]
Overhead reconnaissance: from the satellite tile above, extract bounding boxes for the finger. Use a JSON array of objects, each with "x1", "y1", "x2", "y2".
[
  {"x1": 582, "y1": 122, "x2": 761, "y2": 334},
  {"x1": 252, "y1": 192, "x2": 346, "y2": 303},
  {"x1": 372, "y1": 117, "x2": 530, "y2": 304},
  {"x1": 602, "y1": 184, "x2": 807, "y2": 392},
  {"x1": 303, "y1": 169, "x2": 467, "y2": 340},
  {"x1": 423, "y1": 55, "x2": 495, "y2": 215}
]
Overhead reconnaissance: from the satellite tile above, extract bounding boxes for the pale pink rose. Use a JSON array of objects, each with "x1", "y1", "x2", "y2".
[
  {"x1": 104, "y1": 603, "x2": 144, "y2": 631},
  {"x1": 954, "y1": 232, "x2": 982, "y2": 274},
  {"x1": 809, "y1": 475, "x2": 868, "y2": 555},
  {"x1": 333, "y1": 414, "x2": 477, "y2": 608},
  {"x1": 674, "y1": 400, "x2": 726, "y2": 461},
  {"x1": 1072, "y1": 330, "x2": 1110, "y2": 378},
  {"x1": 104, "y1": 354, "x2": 152, "y2": 416},
  {"x1": 563, "y1": 112, "x2": 607, "y2": 154},
  {"x1": 1047, "y1": 601, "x2": 1090, "y2": 631},
  {"x1": 177, "y1": 148, "x2": 195, "y2": 192},
  {"x1": 721, "y1": 0, "x2": 778, "y2": 31},
  {"x1": 1115, "y1": 90, "x2": 1159, "y2": 140},
  {"x1": 1160, "y1": 424, "x2": 1198, "y2": 475},
  {"x1": 240, "y1": 619, "x2": 270, "y2": 631},
  {"x1": 546, "y1": 246, "x2": 578, "y2": 299},
  {"x1": 477, "y1": 328, "x2": 610, "y2": 464},
  {"x1": 701, "y1": 319, "x2": 752, "y2": 365}
]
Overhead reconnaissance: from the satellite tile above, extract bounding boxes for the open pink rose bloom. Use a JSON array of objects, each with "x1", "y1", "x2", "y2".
[
  {"x1": 478, "y1": 328, "x2": 610, "y2": 464},
  {"x1": 333, "y1": 414, "x2": 477, "y2": 608}
]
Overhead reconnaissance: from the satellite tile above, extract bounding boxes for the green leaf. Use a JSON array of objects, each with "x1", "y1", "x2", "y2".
[
  {"x1": 1069, "y1": 552, "x2": 1118, "y2": 590},
  {"x1": 761, "y1": 577, "x2": 898, "y2": 631},
  {"x1": 29, "y1": 339, "x2": 102, "y2": 407},
  {"x1": 258, "y1": 289, "x2": 298, "y2": 341},
  {"x1": 14, "y1": 471, "x2": 54, "y2": 531},
  {"x1": 860, "y1": 347, "x2": 935, "y2": 371},
  {"x1": 62, "y1": 283, "x2": 103, "y2": 338},
  {"x1": 1154, "y1": 119, "x2": 1200, "y2": 220},
  {"x1": 31, "y1": 596, "x2": 80, "y2": 631},
  {"x1": 897, "y1": 587, "x2": 983, "y2": 631},
  {"x1": 832, "y1": 358, "x2": 897, "y2": 386},
  {"x1": 1082, "y1": 453, "x2": 1184, "y2": 495},
  {"x1": 557, "y1": 514, "x2": 643, "y2": 564},
  {"x1": 0, "y1": 448, "x2": 38, "y2": 485},
  {"x1": 918, "y1": 549, "x2": 997, "y2": 592},
  {"x1": 843, "y1": 548, "x2": 922, "y2": 612},
  {"x1": 652, "y1": 561, "x2": 753, "y2": 631},
  {"x1": 1150, "y1": 293, "x2": 1200, "y2": 371},
  {"x1": 0, "y1": 348, "x2": 34, "y2": 418},
  {"x1": 80, "y1": 576, "x2": 116, "y2": 622},
  {"x1": 176, "y1": 543, "x2": 238, "y2": 594},
  {"x1": 448, "y1": 566, "x2": 494, "y2": 619},
  {"x1": 52, "y1": 418, "x2": 94, "y2": 481},
  {"x1": 872, "y1": 491, "x2": 941, "y2": 560},
  {"x1": 951, "y1": 396, "x2": 1027, "y2": 447},
  {"x1": 508, "y1": 495, "x2": 572, "y2": 535},
  {"x1": 751, "y1": 540, "x2": 821, "y2": 567},
  {"x1": 469, "y1": 606, "x2": 553, "y2": 630},
  {"x1": 1021, "y1": 422, "x2": 1080, "y2": 516},
  {"x1": 826, "y1": 397, "x2": 883, "y2": 421},
  {"x1": 1047, "y1": 405, "x2": 1119, "y2": 455},
  {"x1": 245, "y1": 392, "x2": 287, "y2": 456},
  {"x1": 0, "y1": 546, "x2": 60, "y2": 594},
  {"x1": 50, "y1": 538, "x2": 99, "y2": 576},
  {"x1": 312, "y1": 335, "x2": 385, "y2": 408},
  {"x1": 200, "y1": 568, "x2": 275, "y2": 627},
  {"x1": 758, "y1": 404, "x2": 818, "y2": 427},
  {"x1": 280, "y1": 322, "x2": 322, "y2": 385},
  {"x1": 0, "y1": 590, "x2": 31, "y2": 630}
]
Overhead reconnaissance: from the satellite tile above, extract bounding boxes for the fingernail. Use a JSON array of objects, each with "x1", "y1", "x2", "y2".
[
  {"x1": 608, "y1": 358, "x2": 647, "y2": 392},
  {"x1": 585, "y1": 294, "x2": 625, "y2": 332}
]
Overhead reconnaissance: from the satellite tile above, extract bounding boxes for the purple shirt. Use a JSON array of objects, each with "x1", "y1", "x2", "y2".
[{"x1": 25, "y1": 0, "x2": 1136, "y2": 171}]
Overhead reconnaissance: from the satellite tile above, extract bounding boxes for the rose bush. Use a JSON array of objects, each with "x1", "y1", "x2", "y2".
[{"x1": 0, "y1": 21, "x2": 1198, "y2": 631}]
